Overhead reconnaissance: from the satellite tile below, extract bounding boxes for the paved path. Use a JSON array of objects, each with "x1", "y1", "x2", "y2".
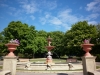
[{"x1": 16, "y1": 72, "x2": 83, "y2": 75}]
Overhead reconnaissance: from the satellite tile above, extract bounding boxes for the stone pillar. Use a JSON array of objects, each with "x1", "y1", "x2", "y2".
[
  {"x1": 82, "y1": 56, "x2": 96, "y2": 75},
  {"x1": 3, "y1": 56, "x2": 18, "y2": 75}
]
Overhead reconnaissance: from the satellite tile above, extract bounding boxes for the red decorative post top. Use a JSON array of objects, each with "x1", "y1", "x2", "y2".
[
  {"x1": 46, "y1": 36, "x2": 55, "y2": 51},
  {"x1": 5, "y1": 39, "x2": 19, "y2": 57},
  {"x1": 81, "y1": 39, "x2": 94, "y2": 57}
]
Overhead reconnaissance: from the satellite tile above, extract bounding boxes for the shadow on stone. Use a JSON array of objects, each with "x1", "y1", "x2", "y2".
[
  {"x1": 57, "y1": 73, "x2": 68, "y2": 75},
  {"x1": 88, "y1": 71, "x2": 100, "y2": 75}
]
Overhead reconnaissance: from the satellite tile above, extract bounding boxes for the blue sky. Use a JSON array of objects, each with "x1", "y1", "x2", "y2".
[{"x1": 0, "y1": 0, "x2": 100, "y2": 32}]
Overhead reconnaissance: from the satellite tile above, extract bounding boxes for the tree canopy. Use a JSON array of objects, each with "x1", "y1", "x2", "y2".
[
  {"x1": 0, "y1": 20, "x2": 100, "y2": 59},
  {"x1": 63, "y1": 21, "x2": 98, "y2": 56},
  {"x1": 2, "y1": 21, "x2": 37, "y2": 57}
]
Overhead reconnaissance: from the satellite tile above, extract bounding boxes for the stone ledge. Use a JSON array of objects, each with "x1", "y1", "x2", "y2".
[
  {"x1": 18, "y1": 59, "x2": 29, "y2": 62},
  {"x1": 88, "y1": 71, "x2": 100, "y2": 75},
  {"x1": 17, "y1": 63, "x2": 82, "y2": 70},
  {"x1": 0, "y1": 70, "x2": 11, "y2": 75},
  {"x1": 66, "y1": 58, "x2": 77, "y2": 63}
]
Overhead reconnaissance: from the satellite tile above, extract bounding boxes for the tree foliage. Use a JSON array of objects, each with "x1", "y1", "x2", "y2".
[
  {"x1": 96, "y1": 24, "x2": 100, "y2": 44},
  {"x1": 34, "y1": 30, "x2": 48, "y2": 57},
  {"x1": 63, "y1": 21, "x2": 98, "y2": 56},
  {"x1": 47, "y1": 31, "x2": 65, "y2": 58},
  {"x1": 2, "y1": 21, "x2": 37, "y2": 57},
  {"x1": 0, "y1": 20, "x2": 100, "y2": 59}
]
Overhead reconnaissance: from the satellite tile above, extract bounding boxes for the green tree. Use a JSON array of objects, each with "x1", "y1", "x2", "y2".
[
  {"x1": 2, "y1": 21, "x2": 37, "y2": 57},
  {"x1": 96, "y1": 24, "x2": 100, "y2": 44},
  {"x1": 34, "y1": 37, "x2": 47, "y2": 57},
  {"x1": 92, "y1": 24, "x2": 100, "y2": 60},
  {"x1": 0, "y1": 32, "x2": 6, "y2": 56},
  {"x1": 64, "y1": 21, "x2": 98, "y2": 56},
  {"x1": 34, "y1": 30, "x2": 48, "y2": 57},
  {"x1": 36, "y1": 30, "x2": 47, "y2": 38},
  {"x1": 47, "y1": 31, "x2": 65, "y2": 58}
]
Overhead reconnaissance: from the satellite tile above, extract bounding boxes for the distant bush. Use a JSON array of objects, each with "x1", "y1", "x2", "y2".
[
  {"x1": 60, "y1": 55, "x2": 68, "y2": 58},
  {"x1": 18, "y1": 53, "x2": 24, "y2": 58}
]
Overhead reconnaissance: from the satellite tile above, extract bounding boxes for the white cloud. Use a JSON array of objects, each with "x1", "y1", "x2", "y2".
[
  {"x1": 86, "y1": 0, "x2": 100, "y2": 12},
  {"x1": 18, "y1": 0, "x2": 28, "y2": 4},
  {"x1": 40, "y1": 17, "x2": 47, "y2": 25},
  {"x1": 88, "y1": 21, "x2": 97, "y2": 25},
  {"x1": 0, "y1": 4, "x2": 8, "y2": 7},
  {"x1": 85, "y1": 0, "x2": 100, "y2": 26},
  {"x1": 45, "y1": 14, "x2": 50, "y2": 19},
  {"x1": 49, "y1": 17, "x2": 62, "y2": 25},
  {"x1": 9, "y1": 7, "x2": 16, "y2": 11},
  {"x1": 39, "y1": 8, "x2": 99, "y2": 31},
  {"x1": 54, "y1": 25, "x2": 61, "y2": 30},
  {"x1": 79, "y1": 6, "x2": 82, "y2": 10},
  {"x1": 58, "y1": 9, "x2": 79, "y2": 23},
  {"x1": 47, "y1": 1, "x2": 57, "y2": 10},
  {"x1": 21, "y1": 4, "x2": 37, "y2": 14},
  {"x1": 19, "y1": 0, "x2": 57, "y2": 14},
  {"x1": 30, "y1": 15, "x2": 35, "y2": 20},
  {"x1": 19, "y1": 0, "x2": 38, "y2": 14},
  {"x1": 8, "y1": 9, "x2": 22, "y2": 17},
  {"x1": 86, "y1": 13, "x2": 99, "y2": 20},
  {"x1": 1, "y1": 0, "x2": 98, "y2": 32},
  {"x1": 40, "y1": 0, "x2": 57, "y2": 10},
  {"x1": 39, "y1": 12, "x2": 51, "y2": 25},
  {"x1": 62, "y1": 24, "x2": 71, "y2": 31},
  {"x1": 39, "y1": 9, "x2": 82, "y2": 31},
  {"x1": 86, "y1": 1, "x2": 97, "y2": 11}
]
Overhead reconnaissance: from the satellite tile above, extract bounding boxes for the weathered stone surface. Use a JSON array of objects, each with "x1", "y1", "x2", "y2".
[
  {"x1": 82, "y1": 56, "x2": 96, "y2": 75},
  {"x1": 0, "y1": 70, "x2": 11, "y2": 75},
  {"x1": 3, "y1": 56, "x2": 17, "y2": 75},
  {"x1": 88, "y1": 71, "x2": 100, "y2": 75}
]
